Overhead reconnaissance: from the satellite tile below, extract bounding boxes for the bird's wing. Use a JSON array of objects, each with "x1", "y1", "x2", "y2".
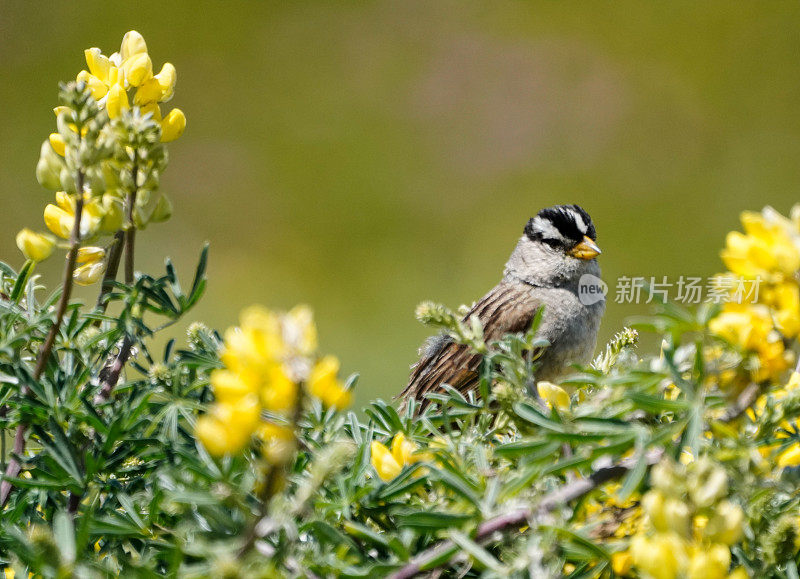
[{"x1": 400, "y1": 282, "x2": 541, "y2": 409}]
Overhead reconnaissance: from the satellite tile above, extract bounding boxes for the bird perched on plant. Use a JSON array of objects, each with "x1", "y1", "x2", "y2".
[{"x1": 400, "y1": 204, "x2": 605, "y2": 409}]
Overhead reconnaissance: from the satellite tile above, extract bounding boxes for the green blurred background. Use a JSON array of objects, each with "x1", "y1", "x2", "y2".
[{"x1": 2, "y1": 2, "x2": 799, "y2": 405}]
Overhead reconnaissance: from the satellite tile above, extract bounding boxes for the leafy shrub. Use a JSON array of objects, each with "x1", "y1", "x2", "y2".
[{"x1": 1, "y1": 31, "x2": 800, "y2": 579}]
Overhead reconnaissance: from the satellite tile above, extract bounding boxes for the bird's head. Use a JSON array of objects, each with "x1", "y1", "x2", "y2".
[
  {"x1": 524, "y1": 204, "x2": 601, "y2": 261},
  {"x1": 506, "y1": 204, "x2": 602, "y2": 287}
]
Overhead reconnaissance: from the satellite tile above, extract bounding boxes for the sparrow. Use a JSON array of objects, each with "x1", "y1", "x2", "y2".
[{"x1": 399, "y1": 204, "x2": 605, "y2": 409}]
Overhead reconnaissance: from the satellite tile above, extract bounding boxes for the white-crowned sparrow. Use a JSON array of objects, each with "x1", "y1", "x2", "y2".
[{"x1": 400, "y1": 204, "x2": 605, "y2": 408}]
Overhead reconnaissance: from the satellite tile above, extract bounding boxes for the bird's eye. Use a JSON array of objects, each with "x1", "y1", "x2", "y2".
[{"x1": 542, "y1": 238, "x2": 563, "y2": 248}]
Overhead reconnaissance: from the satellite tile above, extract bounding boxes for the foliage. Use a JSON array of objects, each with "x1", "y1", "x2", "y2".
[{"x1": 2, "y1": 30, "x2": 800, "y2": 579}]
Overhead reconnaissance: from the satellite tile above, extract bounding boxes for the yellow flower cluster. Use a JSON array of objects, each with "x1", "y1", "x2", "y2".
[
  {"x1": 76, "y1": 30, "x2": 185, "y2": 141},
  {"x1": 15, "y1": 31, "x2": 183, "y2": 280},
  {"x1": 750, "y1": 372, "x2": 800, "y2": 468},
  {"x1": 195, "y1": 305, "x2": 351, "y2": 461},
  {"x1": 710, "y1": 206, "x2": 800, "y2": 383},
  {"x1": 624, "y1": 458, "x2": 745, "y2": 579},
  {"x1": 370, "y1": 433, "x2": 430, "y2": 481}
]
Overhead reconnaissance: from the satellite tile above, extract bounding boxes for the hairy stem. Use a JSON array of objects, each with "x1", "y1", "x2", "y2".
[
  {"x1": 388, "y1": 449, "x2": 664, "y2": 579},
  {"x1": 1, "y1": 179, "x2": 85, "y2": 506},
  {"x1": 95, "y1": 229, "x2": 125, "y2": 311},
  {"x1": 124, "y1": 161, "x2": 138, "y2": 285}
]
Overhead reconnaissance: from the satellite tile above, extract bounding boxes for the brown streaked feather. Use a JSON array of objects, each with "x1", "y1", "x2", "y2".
[{"x1": 400, "y1": 282, "x2": 541, "y2": 409}]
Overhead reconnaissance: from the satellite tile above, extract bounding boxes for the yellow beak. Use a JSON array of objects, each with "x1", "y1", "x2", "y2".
[{"x1": 568, "y1": 236, "x2": 602, "y2": 260}]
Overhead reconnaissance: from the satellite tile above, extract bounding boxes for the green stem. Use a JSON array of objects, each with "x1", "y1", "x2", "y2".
[
  {"x1": 95, "y1": 229, "x2": 124, "y2": 311},
  {"x1": 0, "y1": 176, "x2": 85, "y2": 507},
  {"x1": 124, "y1": 161, "x2": 138, "y2": 285}
]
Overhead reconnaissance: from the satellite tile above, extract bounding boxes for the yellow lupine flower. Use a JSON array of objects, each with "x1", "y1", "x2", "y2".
[
  {"x1": 721, "y1": 210, "x2": 800, "y2": 281},
  {"x1": 209, "y1": 368, "x2": 258, "y2": 402},
  {"x1": 283, "y1": 305, "x2": 318, "y2": 356},
  {"x1": 84, "y1": 47, "x2": 111, "y2": 83},
  {"x1": 390, "y1": 432, "x2": 418, "y2": 465},
  {"x1": 777, "y1": 445, "x2": 800, "y2": 468},
  {"x1": 76, "y1": 69, "x2": 109, "y2": 100},
  {"x1": 73, "y1": 261, "x2": 106, "y2": 286},
  {"x1": 133, "y1": 78, "x2": 164, "y2": 106},
  {"x1": 43, "y1": 195, "x2": 104, "y2": 239},
  {"x1": 160, "y1": 108, "x2": 186, "y2": 142},
  {"x1": 630, "y1": 533, "x2": 687, "y2": 579},
  {"x1": 537, "y1": 381, "x2": 570, "y2": 411},
  {"x1": 16, "y1": 229, "x2": 56, "y2": 262},
  {"x1": 120, "y1": 30, "x2": 148, "y2": 62},
  {"x1": 106, "y1": 84, "x2": 130, "y2": 119},
  {"x1": 155, "y1": 62, "x2": 177, "y2": 101},
  {"x1": 43, "y1": 204, "x2": 75, "y2": 239},
  {"x1": 257, "y1": 422, "x2": 296, "y2": 466},
  {"x1": 260, "y1": 365, "x2": 298, "y2": 413},
  {"x1": 76, "y1": 246, "x2": 105, "y2": 266},
  {"x1": 73, "y1": 246, "x2": 107, "y2": 285},
  {"x1": 139, "y1": 101, "x2": 163, "y2": 122},
  {"x1": 309, "y1": 355, "x2": 351, "y2": 410},
  {"x1": 121, "y1": 52, "x2": 153, "y2": 87},
  {"x1": 371, "y1": 441, "x2": 402, "y2": 482},
  {"x1": 48, "y1": 132, "x2": 66, "y2": 156},
  {"x1": 709, "y1": 304, "x2": 774, "y2": 351},
  {"x1": 686, "y1": 543, "x2": 730, "y2": 579},
  {"x1": 611, "y1": 551, "x2": 633, "y2": 576},
  {"x1": 195, "y1": 395, "x2": 260, "y2": 457},
  {"x1": 768, "y1": 282, "x2": 800, "y2": 338}
]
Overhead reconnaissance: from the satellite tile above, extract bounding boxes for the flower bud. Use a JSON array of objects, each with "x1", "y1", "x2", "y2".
[
  {"x1": 53, "y1": 106, "x2": 72, "y2": 119},
  {"x1": 99, "y1": 195, "x2": 124, "y2": 233},
  {"x1": 48, "y1": 133, "x2": 66, "y2": 157},
  {"x1": 150, "y1": 194, "x2": 172, "y2": 223},
  {"x1": 650, "y1": 459, "x2": 681, "y2": 493},
  {"x1": 688, "y1": 459, "x2": 728, "y2": 508},
  {"x1": 106, "y1": 84, "x2": 130, "y2": 120},
  {"x1": 663, "y1": 497, "x2": 692, "y2": 538},
  {"x1": 120, "y1": 30, "x2": 148, "y2": 62},
  {"x1": 16, "y1": 229, "x2": 56, "y2": 262},
  {"x1": 73, "y1": 260, "x2": 106, "y2": 286},
  {"x1": 160, "y1": 108, "x2": 186, "y2": 142},
  {"x1": 122, "y1": 53, "x2": 153, "y2": 87},
  {"x1": 59, "y1": 167, "x2": 78, "y2": 194},
  {"x1": 704, "y1": 500, "x2": 744, "y2": 545},
  {"x1": 642, "y1": 490, "x2": 669, "y2": 532},
  {"x1": 686, "y1": 543, "x2": 730, "y2": 579},
  {"x1": 258, "y1": 423, "x2": 296, "y2": 466},
  {"x1": 36, "y1": 141, "x2": 67, "y2": 190},
  {"x1": 630, "y1": 533, "x2": 686, "y2": 579}
]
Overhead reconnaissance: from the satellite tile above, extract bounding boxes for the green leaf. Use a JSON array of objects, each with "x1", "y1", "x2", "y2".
[
  {"x1": 513, "y1": 401, "x2": 567, "y2": 432},
  {"x1": 10, "y1": 260, "x2": 35, "y2": 303},
  {"x1": 449, "y1": 530, "x2": 504, "y2": 572},
  {"x1": 394, "y1": 511, "x2": 474, "y2": 530},
  {"x1": 53, "y1": 510, "x2": 76, "y2": 564}
]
